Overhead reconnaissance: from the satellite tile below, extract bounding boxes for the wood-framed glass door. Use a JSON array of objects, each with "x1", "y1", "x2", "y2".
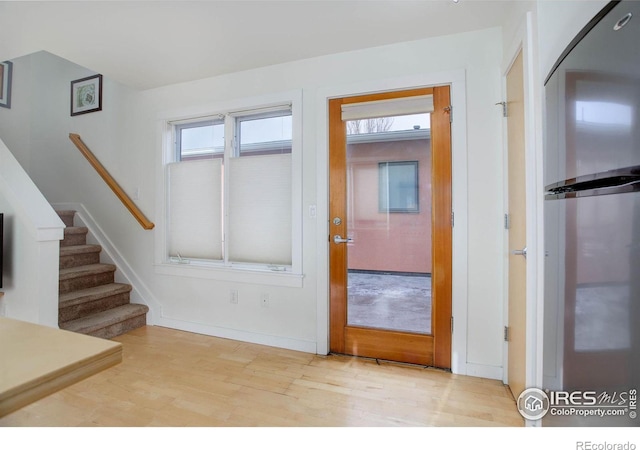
[{"x1": 329, "y1": 86, "x2": 452, "y2": 368}]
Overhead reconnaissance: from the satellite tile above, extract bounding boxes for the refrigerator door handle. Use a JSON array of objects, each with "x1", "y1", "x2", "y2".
[
  {"x1": 546, "y1": 179, "x2": 640, "y2": 200},
  {"x1": 545, "y1": 165, "x2": 640, "y2": 200}
]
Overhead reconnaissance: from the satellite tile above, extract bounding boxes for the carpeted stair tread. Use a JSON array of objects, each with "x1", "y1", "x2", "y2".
[
  {"x1": 59, "y1": 264, "x2": 117, "y2": 294},
  {"x1": 60, "y1": 303, "x2": 149, "y2": 335},
  {"x1": 60, "y1": 244, "x2": 102, "y2": 256},
  {"x1": 59, "y1": 244, "x2": 102, "y2": 269},
  {"x1": 56, "y1": 210, "x2": 76, "y2": 227},
  {"x1": 59, "y1": 263, "x2": 116, "y2": 280},
  {"x1": 60, "y1": 226, "x2": 89, "y2": 247},
  {"x1": 59, "y1": 283, "x2": 132, "y2": 308},
  {"x1": 64, "y1": 226, "x2": 88, "y2": 235}
]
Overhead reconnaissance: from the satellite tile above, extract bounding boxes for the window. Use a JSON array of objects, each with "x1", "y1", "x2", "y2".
[
  {"x1": 378, "y1": 161, "x2": 419, "y2": 213},
  {"x1": 166, "y1": 104, "x2": 297, "y2": 273}
]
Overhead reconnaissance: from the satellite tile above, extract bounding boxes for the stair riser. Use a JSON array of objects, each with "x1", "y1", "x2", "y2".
[
  {"x1": 61, "y1": 233, "x2": 88, "y2": 247},
  {"x1": 85, "y1": 313, "x2": 147, "y2": 340},
  {"x1": 59, "y1": 252, "x2": 101, "y2": 269},
  {"x1": 59, "y1": 272, "x2": 115, "y2": 294},
  {"x1": 59, "y1": 292, "x2": 131, "y2": 323}
]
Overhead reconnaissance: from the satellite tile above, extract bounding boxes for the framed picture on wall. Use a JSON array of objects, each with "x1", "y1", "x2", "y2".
[
  {"x1": 0, "y1": 61, "x2": 12, "y2": 109},
  {"x1": 71, "y1": 74, "x2": 102, "y2": 116}
]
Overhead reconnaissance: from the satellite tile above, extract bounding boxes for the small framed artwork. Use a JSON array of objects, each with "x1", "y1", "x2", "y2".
[
  {"x1": 71, "y1": 74, "x2": 102, "y2": 116},
  {"x1": 0, "y1": 61, "x2": 12, "y2": 109}
]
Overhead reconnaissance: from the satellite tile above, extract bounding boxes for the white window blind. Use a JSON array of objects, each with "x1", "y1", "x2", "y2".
[
  {"x1": 168, "y1": 159, "x2": 223, "y2": 259},
  {"x1": 341, "y1": 95, "x2": 434, "y2": 121},
  {"x1": 228, "y1": 154, "x2": 292, "y2": 265}
]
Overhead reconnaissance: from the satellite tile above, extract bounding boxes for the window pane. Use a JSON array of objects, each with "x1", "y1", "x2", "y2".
[
  {"x1": 347, "y1": 110, "x2": 432, "y2": 334},
  {"x1": 239, "y1": 113, "x2": 292, "y2": 156},
  {"x1": 179, "y1": 121, "x2": 224, "y2": 160}
]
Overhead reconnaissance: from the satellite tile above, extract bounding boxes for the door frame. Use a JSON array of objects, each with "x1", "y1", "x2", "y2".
[
  {"x1": 328, "y1": 86, "x2": 451, "y2": 367},
  {"x1": 500, "y1": 11, "x2": 544, "y2": 409},
  {"x1": 315, "y1": 70, "x2": 469, "y2": 374}
]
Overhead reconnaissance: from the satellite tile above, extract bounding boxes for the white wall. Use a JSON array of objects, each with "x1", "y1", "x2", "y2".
[
  {"x1": 0, "y1": 28, "x2": 507, "y2": 376},
  {"x1": 0, "y1": 137, "x2": 64, "y2": 326}
]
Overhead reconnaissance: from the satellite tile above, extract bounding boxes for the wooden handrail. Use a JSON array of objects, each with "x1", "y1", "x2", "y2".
[{"x1": 69, "y1": 133, "x2": 155, "y2": 230}]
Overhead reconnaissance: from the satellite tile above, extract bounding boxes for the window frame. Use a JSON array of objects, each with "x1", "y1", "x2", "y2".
[{"x1": 157, "y1": 91, "x2": 303, "y2": 287}]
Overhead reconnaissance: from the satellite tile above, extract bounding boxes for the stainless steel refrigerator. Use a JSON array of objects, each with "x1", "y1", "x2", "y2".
[{"x1": 543, "y1": 0, "x2": 640, "y2": 427}]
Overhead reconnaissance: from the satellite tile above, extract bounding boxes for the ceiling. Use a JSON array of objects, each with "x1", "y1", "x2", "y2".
[{"x1": 0, "y1": 1, "x2": 513, "y2": 90}]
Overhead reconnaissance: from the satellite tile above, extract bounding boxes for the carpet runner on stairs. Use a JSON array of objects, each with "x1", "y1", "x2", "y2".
[{"x1": 56, "y1": 210, "x2": 148, "y2": 339}]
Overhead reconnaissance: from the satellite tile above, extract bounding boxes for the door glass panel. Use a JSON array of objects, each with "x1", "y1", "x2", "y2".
[{"x1": 346, "y1": 113, "x2": 432, "y2": 334}]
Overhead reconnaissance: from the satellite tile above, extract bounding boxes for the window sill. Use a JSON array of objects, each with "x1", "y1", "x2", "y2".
[{"x1": 154, "y1": 262, "x2": 304, "y2": 288}]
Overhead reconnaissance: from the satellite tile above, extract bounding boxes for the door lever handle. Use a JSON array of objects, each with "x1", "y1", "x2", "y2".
[
  {"x1": 511, "y1": 247, "x2": 527, "y2": 257},
  {"x1": 333, "y1": 235, "x2": 354, "y2": 244}
]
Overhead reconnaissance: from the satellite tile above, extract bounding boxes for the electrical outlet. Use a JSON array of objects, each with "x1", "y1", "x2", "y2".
[
  {"x1": 261, "y1": 293, "x2": 269, "y2": 307},
  {"x1": 230, "y1": 289, "x2": 238, "y2": 304}
]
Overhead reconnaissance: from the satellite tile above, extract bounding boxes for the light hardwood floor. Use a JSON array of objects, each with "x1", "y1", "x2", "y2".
[{"x1": 0, "y1": 326, "x2": 523, "y2": 427}]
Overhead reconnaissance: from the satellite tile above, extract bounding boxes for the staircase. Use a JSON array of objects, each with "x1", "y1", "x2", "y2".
[{"x1": 56, "y1": 210, "x2": 149, "y2": 339}]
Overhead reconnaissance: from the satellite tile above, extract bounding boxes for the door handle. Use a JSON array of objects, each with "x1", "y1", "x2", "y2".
[
  {"x1": 333, "y1": 235, "x2": 354, "y2": 244},
  {"x1": 511, "y1": 247, "x2": 527, "y2": 257}
]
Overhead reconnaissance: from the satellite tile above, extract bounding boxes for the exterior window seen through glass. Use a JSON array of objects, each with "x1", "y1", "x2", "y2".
[{"x1": 379, "y1": 161, "x2": 419, "y2": 213}]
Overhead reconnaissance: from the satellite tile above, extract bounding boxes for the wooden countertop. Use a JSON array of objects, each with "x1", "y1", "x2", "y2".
[{"x1": 0, "y1": 317, "x2": 122, "y2": 417}]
